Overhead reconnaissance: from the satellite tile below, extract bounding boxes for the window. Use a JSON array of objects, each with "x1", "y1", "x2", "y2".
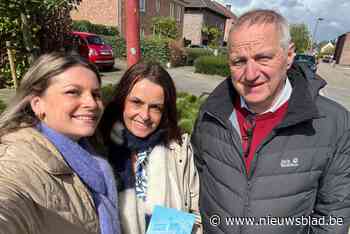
[
  {"x1": 86, "y1": 36, "x2": 104, "y2": 45},
  {"x1": 156, "y1": 0, "x2": 160, "y2": 13},
  {"x1": 170, "y1": 2, "x2": 175, "y2": 18},
  {"x1": 140, "y1": 0, "x2": 145, "y2": 12},
  {"x1": 176, "y1": 5, "x2": 182, "y2": 22}
]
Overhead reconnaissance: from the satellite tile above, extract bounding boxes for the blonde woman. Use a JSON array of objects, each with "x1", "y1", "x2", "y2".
[{"x1": 0, "y1": 53, "x2": 120, "y2": 234}]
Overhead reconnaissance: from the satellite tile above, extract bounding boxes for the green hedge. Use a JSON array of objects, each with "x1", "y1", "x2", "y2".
[
  {"x1": 101, "y1": 36, "x2": 171, "y2": 64},
  {"x1": 185, "y1": 48, "x2": 213, "y2": 65},
  {"x1": 72, "y1": 20, "x2": 119, "y2": 36},
  {"x1": 194, "y1": 55, "x2": 230, "y2": 77},
  {"x1": 101, "y1": 35, "x2": 126, "y2": 58},
  {"x1": 141, "y1": 37, "x2": 170, "y2": 65},
  {"x1": 176, "y1": 92, "x2": 206, "y2": 133}
]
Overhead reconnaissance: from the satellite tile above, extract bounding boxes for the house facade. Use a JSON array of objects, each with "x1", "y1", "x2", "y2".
[
  {"x1": 70, "y1": 0, "x2": 120, "y2": 27},
  {"x1": 320, "y1": 41, "x2": 335, "y2": 54},
  {"x1": 211, "y1": 2, "x2": 237, "y2": 45},
  {"x1": 183, "y1": 0, "x2": 234, "y2": 46},
  {"x1": 71, "y1": 0, "x2": 187, "y2": 38},
  {"x1": 119, "y1": 0, "x2": 187, "y2": 38},
  {"x1": 334, "y1": 32, "x2": 350, "y2": 65}
]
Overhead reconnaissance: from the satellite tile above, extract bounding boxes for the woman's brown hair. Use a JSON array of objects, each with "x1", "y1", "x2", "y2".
[{"x1": 99, "y1": 61, "x2": 182, "y2": 146}]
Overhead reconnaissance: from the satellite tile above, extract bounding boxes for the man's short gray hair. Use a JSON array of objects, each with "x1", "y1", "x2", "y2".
[{"x1": 229, "y1": 9, "x2": 291, "y2": 50}]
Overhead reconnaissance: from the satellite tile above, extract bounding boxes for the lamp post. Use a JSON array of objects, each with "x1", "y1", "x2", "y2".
[{"x1": 311, "y1": 17, "x2": 324, "y2": 54}]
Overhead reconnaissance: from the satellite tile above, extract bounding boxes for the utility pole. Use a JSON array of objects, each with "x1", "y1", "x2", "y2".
[
  {"x1": 125, "y1": 0, "x2": 141, "y2": 67},
  {"x1": 311, "y1": 17, "x2": 324, "y2": 54}
]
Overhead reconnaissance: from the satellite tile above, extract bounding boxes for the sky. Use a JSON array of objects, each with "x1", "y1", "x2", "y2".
[{"x1": 215, "y1": 0, "x2": 350, "y2": 42}]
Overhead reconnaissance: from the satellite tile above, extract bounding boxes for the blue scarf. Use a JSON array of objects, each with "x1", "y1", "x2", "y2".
[{"x1": 37, "y1": 123, "x2": 120, "y2": 234}]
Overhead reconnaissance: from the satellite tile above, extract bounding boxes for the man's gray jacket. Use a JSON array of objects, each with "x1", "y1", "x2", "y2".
[{"x1": 191, "y1": 64, "x2": 350, "y2": 234}]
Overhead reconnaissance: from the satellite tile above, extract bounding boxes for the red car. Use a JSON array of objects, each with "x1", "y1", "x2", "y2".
[{"x1": 65, "y1": 31, "x2": 115, "y2": 69}]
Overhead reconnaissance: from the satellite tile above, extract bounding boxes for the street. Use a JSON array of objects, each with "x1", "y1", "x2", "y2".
[
  {"x1": 317, "y1": 62, "x2": 350, "y2": 110},
  {"x1": 100, "y1": 60, "x2": 224, "y2": 97}
]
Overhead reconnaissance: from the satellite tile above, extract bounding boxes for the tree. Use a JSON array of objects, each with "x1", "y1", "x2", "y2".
[
  {"x1": 0, "y1": 0, "x2": 81, "y2": 61},
  {"x1": 201, "y1": 25, "x2": 222, "y2": 48},
  {"x1": 290, "y1": 23, "x2": 311, "y2": 53},
  {"x1": 151, "y1": 17, "x2": 178, "y2": 39},
  {"x1": 0, "y1": 0, "x2": 81, "y2": 87}
]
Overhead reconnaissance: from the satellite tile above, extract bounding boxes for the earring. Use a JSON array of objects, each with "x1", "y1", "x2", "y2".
[{"x1": 37, "y1": 112, "x2": 45, "y2": 120}]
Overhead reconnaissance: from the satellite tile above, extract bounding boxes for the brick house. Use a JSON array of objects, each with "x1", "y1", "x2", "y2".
[
  {"x1": 183, "y1": 0, "x2": 233, "y2": 46},
  {"x1": 211, "y1": 2, "x2": 237, "y2": 45},
  {"x1": 71, "y1": 0, "x2": 187, "y2": 38},
  {"x1": 70, "y1": 0, "x2": 120, "y2": 27},
  {"x1": 118, "y1": 0, "x2": 187, "y2": 38},
  {"x1": 334, "y1": 32, "x2": 350, "y2": 65}
]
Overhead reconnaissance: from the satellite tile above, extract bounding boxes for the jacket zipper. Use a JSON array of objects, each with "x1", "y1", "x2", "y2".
[{"x1": 247, "y1": 130, "x2": 278, "y2": 180}]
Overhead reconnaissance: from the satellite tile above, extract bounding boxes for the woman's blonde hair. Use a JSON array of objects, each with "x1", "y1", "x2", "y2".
[{"x1": 0, "y1": 52, "x2": 100, "y2": 136}]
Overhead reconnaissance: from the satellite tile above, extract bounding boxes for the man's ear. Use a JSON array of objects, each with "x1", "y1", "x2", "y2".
[
  {"x1": 286, "y1": 42, "x2": 296, "y2": 69},
  {"x1": 30, "y1": 96, "x2": 45, "y2": 119}
]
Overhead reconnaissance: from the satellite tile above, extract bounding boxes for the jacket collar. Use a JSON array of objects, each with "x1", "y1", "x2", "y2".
[
  {"x1": 202, "y1": 63, "x2": 326, "y2": 129},
  {"x1": 1, "y1": 127, "x2": 73, "y2": 175}
]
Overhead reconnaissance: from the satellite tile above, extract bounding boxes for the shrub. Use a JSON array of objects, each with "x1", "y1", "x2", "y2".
[
  {"x1": 185, "y1": 48, "x2": 213, "y2": 65},
  {"x1": 151, "y1": 17, "x2": 178, "y2": 39},
  {"x1": 72, "y1": 20, "x2": 119, "y2": 36},
  {"x1": 101, "y1": 35, "x2": 126, "y2": 58},
  {"x1": 177, "y1": 92, "x2": 206, "y2": 133},
  {"x1": 102, "y1": 35, "x2": 170, "y2": 63},
  {"x1": 218, "y1": 47, "x2": 228, "y2": 56},
  {"x1": 194, "y1": 55, "x2": 230, "y2": 77},
  {"x1": 141, "y1": 37, "x2": 170, "y2": 65},
  {"x1": 168, "y1": 40, "x2": 186, "y2": 67}
]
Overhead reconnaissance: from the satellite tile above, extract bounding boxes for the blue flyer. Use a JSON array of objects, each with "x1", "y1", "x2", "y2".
[{"x1": 146, "y1": 205, "x2": 196, "y2": 234}]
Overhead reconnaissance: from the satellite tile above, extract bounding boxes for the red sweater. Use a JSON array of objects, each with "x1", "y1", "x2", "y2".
[{"x1": 235, "y1": 98, "x2": 288, "y2": 174}]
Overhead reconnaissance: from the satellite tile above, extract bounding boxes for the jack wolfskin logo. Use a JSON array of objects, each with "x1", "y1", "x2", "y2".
[{"x1": 280, "y1": 157, "x2": 299, "y2": 168}]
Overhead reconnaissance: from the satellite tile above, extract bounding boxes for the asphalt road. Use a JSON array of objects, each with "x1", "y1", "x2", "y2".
[{"x1": 317, "y1": 62, "x2": 350, "y2": 110}]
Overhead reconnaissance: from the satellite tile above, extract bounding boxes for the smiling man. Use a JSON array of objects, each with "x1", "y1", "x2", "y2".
[{"x1": 192, "y1": 9, "x2": 350, "y2": 234}]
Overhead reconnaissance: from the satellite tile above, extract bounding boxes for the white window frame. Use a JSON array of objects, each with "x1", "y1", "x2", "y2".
[
  {"x1": 170, "y1": 2, "x2": 175, "y2": 18},
  {"x1": 176, "y1": 5, "x2": 182, "y2": 22},
  {"x1": 140, "y1": 0, "x2": 146, "y2": 12},
  {"x1": 156, "y1": 0, "x2": 161, "y2": 13}
]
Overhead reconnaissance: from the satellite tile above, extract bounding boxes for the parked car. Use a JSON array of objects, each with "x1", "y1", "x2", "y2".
[
  {"x1": 322, "y1": 55, "x2": 333, "y2": 63},
  {"x1": 294, "y1": 54, "x2": 317, "y2": 73},
  {"x1": 64, "y1": 31, "x2": 114, "y2": 70},
  {"x1": 188, "y1": 44, "x2": 213, "y2": 51}
]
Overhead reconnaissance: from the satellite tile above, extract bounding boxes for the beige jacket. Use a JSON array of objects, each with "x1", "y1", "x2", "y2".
[
  {"x1": 118, "y1": 134, "x2": 201, "y2": 234},
  {"x1": 0, "y1": 127, "x2": 100, "y2": 234}
]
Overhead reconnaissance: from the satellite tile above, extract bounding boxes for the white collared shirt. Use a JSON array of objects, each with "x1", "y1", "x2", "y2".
[{"x1": 240, "y1": 77, "x2": 292, "y2": 114}]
